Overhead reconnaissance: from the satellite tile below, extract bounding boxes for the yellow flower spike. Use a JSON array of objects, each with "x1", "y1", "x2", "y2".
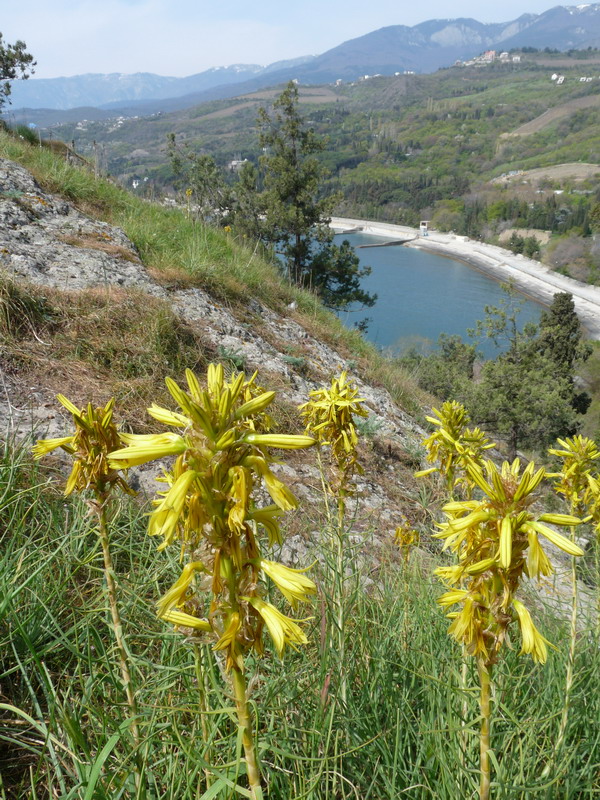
[
  {"x1": 245, "y1": 596, "x2": 309, "y2": 657},
  {"x1": 260, "y1": 560, "x2": 317, "y2": 608},
  {"x1": 148, "y1": 470, "x2": 198, "y2": 546},
  {"x1": 110, "y1": 432, "x2": 188, "y2": 468}
]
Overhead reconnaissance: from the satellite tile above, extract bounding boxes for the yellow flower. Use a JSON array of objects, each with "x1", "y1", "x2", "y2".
[
  {"x1": 245, "y1": 596, "x2": 310, "y2": 657},
  {"x1": 161, "y1": 608, "x2": 211, "y2": 631},
  {"x1": 33, "y1": 395, "x2": 132, "y2": 497},
  {"x1": 109, "y1": 432, "x2": 188, "y2": 468},
  {"x1": 156, "y1": 561, "x2": 206, "y2": 618},
  {"x1": 260, "y1": 560, "x2": 316, "y2": 608},
  {"x1": 32, "y1": 435, "x2": 76, "y2": 458},
  {"x1": 243, "y1": 433, "x2": 316, "y2": 449},
  {"x1": 512, "y1": 600, "x2": 550, "y2": 663},
  {"x1": 149, "y1": 470, "x2": 198, "y2": 548}
]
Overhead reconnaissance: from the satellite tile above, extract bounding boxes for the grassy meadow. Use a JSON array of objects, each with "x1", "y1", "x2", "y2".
[{"x1": 1, "y1": 438, "x2": 599, "y2": 799}]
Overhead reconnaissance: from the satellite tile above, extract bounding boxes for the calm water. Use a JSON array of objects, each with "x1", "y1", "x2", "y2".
[{"x1": 337, "y1": 232, "x2": 542, "y2": 359}]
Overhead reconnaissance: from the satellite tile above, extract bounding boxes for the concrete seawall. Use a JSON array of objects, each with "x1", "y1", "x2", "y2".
[{"x1": 330, "y1": 217, "x2": 600, "y2": 339}]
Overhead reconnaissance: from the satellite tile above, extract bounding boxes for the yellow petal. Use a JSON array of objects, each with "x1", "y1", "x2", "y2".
[
  {"x1": 260, "y1": 559, "x2": 316, "y2": 608},
  {"x1": 109, "y1": 433, "x2": 187, "y2": 468},
  {"x1": 527, "y1": 522, "x2": 584, "y2": 557},
  {"x1": 161, "y1": 609, "x2": 211, "y2": 631},
  {"x1": 499, "y1": 516, "x2": 513, "y2": 569},
  {"x1": 244, "y1": 433, "x2": 316, "y2": 450},
  {"x1": 147, "y1": 404, "x2": 190, "y2": 428},
  {"x1": 56, "y1": 394, "x2": 81, "y2": 415},
  {"x1": 32, "y1": 436, "x2": 75, "y2": 459}
]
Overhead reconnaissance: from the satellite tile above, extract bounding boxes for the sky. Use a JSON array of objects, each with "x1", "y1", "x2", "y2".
[{"x1": 3, "y1": 0, "x2": 570, "y2": 79}]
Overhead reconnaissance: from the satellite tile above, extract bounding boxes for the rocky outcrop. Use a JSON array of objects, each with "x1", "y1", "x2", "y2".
[{"x1": 0, "y1": 157, "x2": 423, "y2": 550}]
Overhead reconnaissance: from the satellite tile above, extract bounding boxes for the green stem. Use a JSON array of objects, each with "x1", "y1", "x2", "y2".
[
  {"x1": 336, "y1": 496, "x2": 347, "y2": 707},
  {"x1": 543, "y1": 525, "x2": 578, "y2": 777},
  {"x1": 595, "y1": 535, "x2": 600, "y2": 642},
  {"x1": 194, "y1": 644, "x2": 213, "y2": 794},
  {"x1": 478, "y1": 659, "x2": 492, "y2": 800},
  {"x1": 232, "y1": 667, "x2": 263, "y2": 800},
  {"x1": 97, "y1": 504, "x2": 143, "y2": 793}
]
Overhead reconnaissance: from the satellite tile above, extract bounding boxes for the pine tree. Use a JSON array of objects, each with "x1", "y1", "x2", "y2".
[
  {"x1": 0, "y1": 34, "x2": 35, "y2": 109},
  {"x1": 257, "y1": 82, "x2": 375, "y2": 311}
]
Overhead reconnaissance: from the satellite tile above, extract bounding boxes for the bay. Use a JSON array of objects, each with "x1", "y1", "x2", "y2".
[{"x1": 336, "y1": 232, "x2": 543, "y2": 359}]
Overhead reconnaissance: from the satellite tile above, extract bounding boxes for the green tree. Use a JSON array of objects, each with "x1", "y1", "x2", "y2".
[
  {"x1": 257, "y1": 82, "x2": 375, "y2": 311},
  {"x1": 399, "y1": 333, "x2": 476, "y2": 402},
  {"x1": 538, "y1": 292, "x2": 592, "y2": 414},
  {"x1": 167, "y1": 134, "x2": 231, "y2": 224},
  {"x1": 0, "y1": 34, "x2": 35, "y2": 110},
  {"x1": 229, "y1": 161, "x2": 265, "y2": 243},
  {"x1": 523, "y1": 236, "x2": 541, "y2": 259},
  {"x1": 469, "y1": 289, "x2": 578, "y2": 458}
]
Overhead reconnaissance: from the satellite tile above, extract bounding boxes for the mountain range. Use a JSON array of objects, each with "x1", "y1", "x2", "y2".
[{"x1": 8, "y1": 4, "x2": 600, "y2": 117}]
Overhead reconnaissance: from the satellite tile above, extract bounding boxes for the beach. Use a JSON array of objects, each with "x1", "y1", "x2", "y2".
[{"x1": 330, "y1": 217, "x2": 600, "y2": 339}]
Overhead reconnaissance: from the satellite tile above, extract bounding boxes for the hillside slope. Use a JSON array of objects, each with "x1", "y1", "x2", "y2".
[{"x1": 0, "y1": 134, "x2": 428, "y2": 548}]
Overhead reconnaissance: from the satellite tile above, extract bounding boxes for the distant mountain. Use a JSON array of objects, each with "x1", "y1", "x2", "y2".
[
  {"x1": 8, "y1": 4, "x2": 600, "y2": 120},
  {"x1": 6, "y1": 58, "x2": 316, "y2": 111}
]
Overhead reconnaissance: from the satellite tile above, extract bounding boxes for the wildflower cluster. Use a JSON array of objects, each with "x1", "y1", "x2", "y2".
[
  {"x1": 435, "y1": 458, "x2": 584, "y2": 665},
  {"x1": 394, "y1": 522, "x2": 419, "y2": 565},
  {"x1": 109, "y1": 364, "x2": 317, "y2": 666},
  {"x1": 416, "y1": 401, "x2": 494, "y2": 494},
  {"x1": 33, "y1": 395, "x2": 133, "y2": 499},
  {"x1": 299, "y1": 370, "x2": 368, "y2": 493},
  {"x1": 549, "y1": 435, "x2": 600, "y2": 520}
]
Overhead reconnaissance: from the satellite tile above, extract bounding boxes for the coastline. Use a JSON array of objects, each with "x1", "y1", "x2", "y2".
[{"x1": 330, "y1": 216, "x2": 600, "y2": 339}]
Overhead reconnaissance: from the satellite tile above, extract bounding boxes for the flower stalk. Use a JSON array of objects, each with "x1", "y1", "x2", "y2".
[
  {"x1": 432, "y1": 452, "x2": 584, "y2": 800},
  {"x1": 34, "y1": 396, "x2": 143, "y2": 790},
  {"x1": 300, "y1": 371, "x2": 368, "y2": 707},
  {"x1": 544, "y1": 435, "x2": 600, "y2": 776},
  {"x1": 110, "y1": 364, "x2": 316, "y2": 795}
]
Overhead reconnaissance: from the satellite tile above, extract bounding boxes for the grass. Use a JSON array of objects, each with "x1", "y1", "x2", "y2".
[{"x1": 1, "y1": 441, "x2": 599, "y2": 799}]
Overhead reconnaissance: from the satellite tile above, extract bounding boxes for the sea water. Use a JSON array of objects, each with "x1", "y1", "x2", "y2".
[{"x1": 337, "y1": 232, "x2": 542, "y2": 359}]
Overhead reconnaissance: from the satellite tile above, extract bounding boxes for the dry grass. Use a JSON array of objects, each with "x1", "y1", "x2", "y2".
[
  {"x1": 1, "y1": 279, "x2": 216, "y2": 429},
  {"x1": 57, "y1": 232, "x2": 141, "y2": 263}
]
